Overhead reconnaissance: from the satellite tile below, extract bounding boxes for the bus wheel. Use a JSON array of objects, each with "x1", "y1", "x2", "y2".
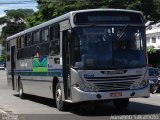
[
  {"x1": 55, "y1": 82, "x2": 67, "y2": 111},
  {"x1": 151, "y1": 84, "x2": 159, "y2": 94},
  {"x1": 19, "y1": 80, "x2": 25, "y2": 99},
  {"x1": 113, "y1": 98, "x2": 129, "y2": 110}
]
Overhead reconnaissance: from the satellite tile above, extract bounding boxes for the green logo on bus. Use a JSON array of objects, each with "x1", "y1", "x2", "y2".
[
  {"x1": 32, "y1": 46, "x2": 48, "y2": 72},
  {"x1": 32, "y1": 56, "x2": 48, "y2": 72}
]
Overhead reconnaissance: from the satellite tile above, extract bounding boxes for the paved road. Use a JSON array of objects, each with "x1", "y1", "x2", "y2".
[{"x1": 0, "y1": 70, "x2": 160, "y2": 120}]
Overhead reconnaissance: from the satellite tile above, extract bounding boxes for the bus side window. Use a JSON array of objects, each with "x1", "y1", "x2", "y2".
[
  {"x1": 7, "y1": 41, "x2": 10, "y2": 51},
  {"x1": 24, "y1": 33, "x2": 32, "y2": 47},
  {"x1": 17, "y1": 37, "x2": 21, "y2": 49},
  {"x1": 42, "y1": 28, "x2": 49, "y2": 42},
  {"x1": 16, "y1": 36, "x2": 24, "y2": 60},
  {"x1": 40, "y1": 42, "x2": 49, "y2": 56},
  {"x1": 50, "y1": 40, "x2": 60, "y2": 55},
  {"x1": 7, "y1": 41, "x2": 10, "y2": 61},
  {"x1": 49, "y1": 24, "x2": 60, "y2": 56},
  {"x1": 7, "y1": 54, "x2": 10, "y2": 61},
  {"x1": 33, "y1": 30, "x2": 40, "y2": 44},
  {"x1": 21, "y1": 36, "x2": 25, "y2": 48}
]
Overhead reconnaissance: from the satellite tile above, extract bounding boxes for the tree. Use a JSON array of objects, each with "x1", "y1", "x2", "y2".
[
  {"x1": 0, "y1": 9, "x2": 34, "y2": 38},
  {"x1": 26, "y1": 0, "x2": 160, "y2": 27},
  {"x1": 0, "y1": 36, "x2": 6, "y2": 62},
  {"x1": 0, "y1": 9, "x2": 34, "y2": 61},
  {"x1": 26, "y1": 0, "x2": 108, "y2": 26}
]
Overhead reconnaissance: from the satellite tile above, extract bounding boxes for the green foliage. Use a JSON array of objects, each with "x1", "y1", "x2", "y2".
[
  {"x1": 147, "y1": 47, "x2": 157, "y2": 54},
  {"x1": 4, "y1": 9, "x2": 34, "y2": 20},
  {"x1": 0, "y1": 8, "x2": 34, "y2": 36},
  {"x1": 0, "y1": 37, "x2": 6, "y2": 62},
  {"x1": 26, "y1": 0, "x2": 160, "y2": 27},
  {"x1": 0, "y1": 47, "x2": 6, "y2": 62},
  {"x1": 0, "y1": 9, "x2": 34, "y2": 38},
  {"x1": 0, "y1": 9, "x2": 34, "y2": 62},
  {"x1": 26, "y1": 0, "x2": 108, "y2": 27}
]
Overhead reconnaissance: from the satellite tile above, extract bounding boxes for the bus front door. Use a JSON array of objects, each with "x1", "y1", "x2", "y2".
[
  {"x1": 11, "y1": 46, "x2": 16, "y2": 90},
  {"x1": 62, "y1": 30, "x2": 71, "y2": 100}
]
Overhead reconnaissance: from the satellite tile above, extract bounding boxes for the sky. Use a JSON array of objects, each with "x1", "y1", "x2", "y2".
[{"x1": 0, "y1": 0, "x2": 38, "y2": 17}]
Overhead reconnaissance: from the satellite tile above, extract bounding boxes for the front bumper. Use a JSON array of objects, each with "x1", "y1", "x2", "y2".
[{"x1": 71, "y1": 85, "x2": 150, "y2": 103}]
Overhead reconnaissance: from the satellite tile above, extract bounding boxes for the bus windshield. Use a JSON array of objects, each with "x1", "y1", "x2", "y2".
[{"x1": 71, "y1": 26, "x2": 146, "y2": 70}]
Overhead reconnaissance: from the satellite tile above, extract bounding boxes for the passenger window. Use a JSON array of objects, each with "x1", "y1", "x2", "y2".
[
  {"x1": 50, "y1": 40, "x2": 60, "y2": 55},
  {"x1": 42, "y1": 28, "x2": 49, "y2": 42},
  {"x1": 40, "y1": 42, "x2": 49, "y2": 55},
  {"x1": 24, "y1": 33, "x2": 32, "y2": 46},
  {"x1": 7, "y1": 54, "x2": 10, "y2": 61},
  {"x1": 17, "y1": 37, "x2": 21, "y2": 49},
  {"x1": 50, "y1": 24, "x2": 60, "y2": 56},
  {"x1": 33, "y1": 30, "x2": 40, "y2": 44},
  {"x1": 7, "y1": 42, "x2": 10, "y2": 51},
  {"x1": 17, "y1": 49, "x2": 24, "y2": 60},
  {"x1": 20, "y1": 36, "x2": 25, "y2": 48},
  {"x1": 50, "y1": 24, "x2": 60, "y2": 41},
  {"x1": 25, "y1": 46, "x2": 33, "y2": 58}
]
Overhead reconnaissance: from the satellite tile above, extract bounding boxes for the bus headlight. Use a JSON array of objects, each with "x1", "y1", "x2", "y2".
[
  {"x1": 139, "y1": 80, "x2": 149, "y2": 88},
  {"x1": 130, "y1": 80, "x2": 149, "y2": 89},
  {"x1": 74, "y1": 82, "x2": 99, "y2": 92}
]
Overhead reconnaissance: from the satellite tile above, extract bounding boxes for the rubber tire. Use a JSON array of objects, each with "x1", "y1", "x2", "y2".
[
  {"x1": 19, "y1": 80, "x2": 25, "y2": 99},
  {"x1": 113, "y1": 98, "x2": 129, "y2": 110},
  {"x1": 55, "y1": 82, "x2": 67, "y2": 111},
  {"x1": 151, "y1": 84, "x2": 159, "y2": 94}
]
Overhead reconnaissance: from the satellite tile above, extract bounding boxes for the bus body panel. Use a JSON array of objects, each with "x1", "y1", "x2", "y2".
[
  {"x1": 71, "y1": 86, "x2": 149, "y2": 103},
  {"x1": 70, "y1": 67, "x2": 149, "y2": 103}
]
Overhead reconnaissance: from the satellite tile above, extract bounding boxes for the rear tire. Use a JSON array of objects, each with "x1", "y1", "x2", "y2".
[
  {"x1": 55, "y1": 82, "x2": 67, "y2": 111},
  {"x1": 19, "y1": 80, "x2": 25, "y2": 99},
  {"x1": 113, "y1": 98, "x2": 129, "y2": 110}
]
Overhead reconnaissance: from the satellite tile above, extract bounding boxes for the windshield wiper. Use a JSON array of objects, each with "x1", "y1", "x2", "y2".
[{"x1": 117, "y1": 24, "x2": 129, "y2": 40}]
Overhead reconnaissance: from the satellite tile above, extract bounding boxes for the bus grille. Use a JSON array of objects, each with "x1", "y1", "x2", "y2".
[{"x1": 85, "y1": 74, "x2": 142, "y2": 92}]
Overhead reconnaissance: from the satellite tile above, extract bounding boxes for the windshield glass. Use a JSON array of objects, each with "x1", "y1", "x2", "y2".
[
  {"x1": 113, "y1": 26, "x2": 146, "y2": 69},
  {"x1": 71, "y1": 26, "x2": 146, "y2": 70}
]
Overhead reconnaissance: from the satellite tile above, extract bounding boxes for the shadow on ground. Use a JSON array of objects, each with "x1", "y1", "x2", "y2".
[{"x1": 14, "y1": 93, "x2": 160, "y2": 116}]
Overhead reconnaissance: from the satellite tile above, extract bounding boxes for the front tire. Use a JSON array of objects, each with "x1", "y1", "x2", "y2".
[
  {"x1": 151, "y1": 84, "x2": 159, "y2": 94},
  {"x1": 55, "y1": 82, "x2": 67, "y2": 111},
  {"x1": 113, "y1": 98, "x2": 129, "y2": 110}
]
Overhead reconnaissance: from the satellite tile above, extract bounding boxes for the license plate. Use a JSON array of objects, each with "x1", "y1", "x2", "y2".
[{"x1": 110, "y1": 92, "x2": 122, "y2": 97}]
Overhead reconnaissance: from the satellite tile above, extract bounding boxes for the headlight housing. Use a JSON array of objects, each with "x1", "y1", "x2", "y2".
[
  {"x1": 130, "y1": 80, "x2": 149, "y2": 89},
  {"x1": 73, "y1": 82, "x2": 99, "y2": 92}
]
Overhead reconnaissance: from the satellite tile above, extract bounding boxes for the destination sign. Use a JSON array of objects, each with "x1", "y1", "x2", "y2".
[{"x1": 74, "y1": 11, "x2": 143, "y2": 25}]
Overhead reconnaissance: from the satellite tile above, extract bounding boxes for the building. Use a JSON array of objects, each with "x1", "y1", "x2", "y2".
[
  {"x1": 146, "y1": 24, "x2": 160, "y2": 67},
  {"x1": 146, "y1": 24, "x2": 160, "y2": 49}
]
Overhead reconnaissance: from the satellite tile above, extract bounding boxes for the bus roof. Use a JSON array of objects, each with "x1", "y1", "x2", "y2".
[
  {"x1": 6, "y1": 8, "x2": 143, "y2": 41},
  {"x1": 71, "y1": 8, "x2": 142, "y2": 15}
]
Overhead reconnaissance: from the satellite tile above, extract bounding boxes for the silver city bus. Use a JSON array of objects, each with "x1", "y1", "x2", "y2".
[{"x1": 6, "y1": 9, "x2": 149, "y2": 111}]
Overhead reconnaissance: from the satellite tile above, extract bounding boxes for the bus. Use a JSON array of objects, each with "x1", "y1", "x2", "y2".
[{"x1": 6, "y1": 9, "x2": 149, "y2": 111}]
